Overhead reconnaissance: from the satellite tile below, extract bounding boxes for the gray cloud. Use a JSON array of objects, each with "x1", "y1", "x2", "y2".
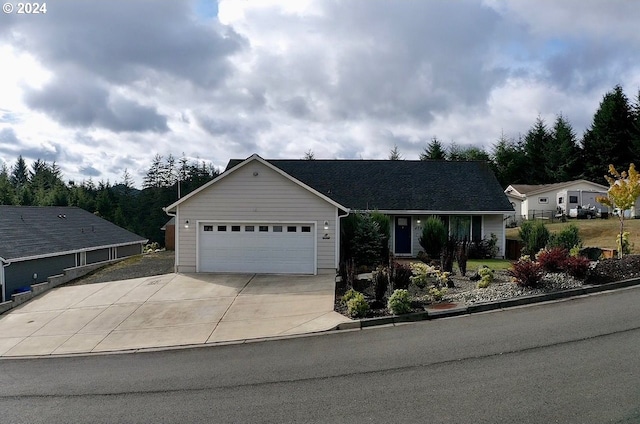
[
  {"x1": 4, "y1": 0, "x2": 246, "y2": 89},
  {"x1": 24, "y1": 72, "x2": 169, "y2": 133}
]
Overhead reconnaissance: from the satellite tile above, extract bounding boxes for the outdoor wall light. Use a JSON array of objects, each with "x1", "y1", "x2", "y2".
[
  {"x1": 185, "y1": 220, "x2": 190, "y2": 229},
  {"x1": 416, "y1": 219, "x2": 421, "y2": 224},
  {"x1": 323, "y1": 220, "x2": 329, "y2": 230}
]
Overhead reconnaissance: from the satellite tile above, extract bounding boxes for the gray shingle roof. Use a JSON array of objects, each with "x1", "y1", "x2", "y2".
[
  {"x1": 0, "y1": 206, "x2": 148, "y2": 261},
  {"x1": 226, "y1": 159, "x2": 513, "y2": 212}
]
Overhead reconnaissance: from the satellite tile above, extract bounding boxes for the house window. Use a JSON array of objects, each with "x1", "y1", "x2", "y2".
[
  {"x1": 273, "y1": 225, "x2": 283, "y2": 232},
  {"x1": 569, "y1": 195, "x2": 578, "y2": 203},
  {"x1": 301, "y1": 226, "x2": 311, "y2": 232},
  {"x1": 217, "y1": 225, "x2": 227, "y2": 231},
  {"x1": 203, "y1": 225, "x2": 213, "y2": 232},
  {"x1": 450, "y1": 216, "x2": 471, "y2": 241},
  {"x1": 259, "y1": 225, "x2": 268, "y2": 232},
  {"x1": 287, "y1": 226, "x2": 297, "y2": 232},
  {"x1": 538, "y1": 197, "x2": 549, "y2": 204},
  {"x1": 245, "y1": 225, "x2": 255, "y2": 232},
  {"x1": 558, "y1": 197, "x2": 564, "y2": 205},
  {"x1": 231, "y1": 225, "x2": 241, "y2": 232}
]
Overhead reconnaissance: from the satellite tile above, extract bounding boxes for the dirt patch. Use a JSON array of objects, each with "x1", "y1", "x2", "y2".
[{"x1": 66, "y1": 250, "x2": 175, "y2": 286}]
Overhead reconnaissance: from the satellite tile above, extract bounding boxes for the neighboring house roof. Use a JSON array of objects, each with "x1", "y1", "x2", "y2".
[
  {"x1": 0, "y1": 206, "x2": 148, "y2": 262},
  {"x1": 217, "y1": 155, "x2": 513, "y2": 213},
  {"x1": 161, "y1": 217, "x2": 175, "y2": 231},
  {"x1": 505, "y1": 180, "x2": 608, "y2": 197}
]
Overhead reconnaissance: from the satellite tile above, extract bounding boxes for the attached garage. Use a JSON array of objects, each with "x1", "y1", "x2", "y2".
[
  {"x1": 197, "y1": 222, "x2": 316, "y2": 274},
  {"x1": 164, "y1": 155, "x2": 345, "y2": 276}
]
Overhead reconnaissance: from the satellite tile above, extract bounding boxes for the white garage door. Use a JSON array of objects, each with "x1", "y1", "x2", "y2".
[{"x1": 198, "y1": 223, "x2": 315, "y2": 274}]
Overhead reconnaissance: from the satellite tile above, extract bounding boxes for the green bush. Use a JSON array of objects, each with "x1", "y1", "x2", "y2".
[
  {"x1": 428, "y1": 286, "x2": 447, "y2": 301},
  {"x1": 519, "y1": 220, "x2": 550, "y2": 256},
  {"x1": 419, "y1": 216, "x2": 447, "y2": 259},
  {"x1": 387, "y1": 289, "x2": 412, "y2": 314},
  {"x1": 548, "y1": 224, "x2": 581, "y2": 251},
  {"x1": 352, "y1": 213, "x2": 383, "y2": 268},
  {"x1": 346, "y1": 291, "x2": 369, "y2": 318},
  {"x1": 477, "y1": 265, "x2": 494, "y2": 289},
  {"x1": 341, "y1": 288, "x2": 360, "y2": 304},
  {"x1": 371, "y1": 211, "x2": 391, "y2": 262}
]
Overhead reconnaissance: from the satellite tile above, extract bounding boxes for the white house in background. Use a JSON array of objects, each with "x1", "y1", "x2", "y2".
[{"x1": 504, "y1": 180, "x2": 610, "y2": 223}]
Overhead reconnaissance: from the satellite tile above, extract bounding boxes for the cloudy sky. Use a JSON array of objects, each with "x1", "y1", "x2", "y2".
[{"x1": 1, "y1": 0, "x2": 639, "y2": 187}]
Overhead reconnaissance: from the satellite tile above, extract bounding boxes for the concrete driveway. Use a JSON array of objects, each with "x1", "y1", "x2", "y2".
[{"x1": 0, "y1": 274, "x2": 351, "y2": 357}]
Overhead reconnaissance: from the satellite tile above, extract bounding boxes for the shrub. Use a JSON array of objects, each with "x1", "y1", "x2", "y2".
[
  {"x1": 508, "y1": 256, "x2": 544, "y2": 288},
  {"x1": 372, "y1": 266, "x2": 389, "y2": 302},
  {"x1": 579, "y1": 247, "x2": 603, "y2": 261},
  {"x1": 371, "y1": 211, "x2": 391, "y2": 262},
  {"x1": 341, "y1": 288, "x2": 360, "y2": 304},
  {"x1": 387, "y1": 289, "x2": 412, "y2": 314},
  {"x1": 548, "y1": 224, "x2": 581, "y2": 251},
  {"x1": 563, "y1": 256, "x2": 590, "y2": 279},
  {"x1": 617, "y1": 231, "x2": 633, "y2": 255},
  {"x1": 477, "y1": 265, "x2": 494, "y2": 289},
  {"x1": 390, "y1": 261, "x2": 412, "y2": 290},
  {"x1": 536, "y1": 247, "x2": 569, "y2": 272},
  {"x1": 409, "y1": 263, "x2": 451, "y2": 289},
  {"x1": 428, "y1": 287, "x2": 447, "y2": 302},
  {"x1": 519, "y1": 220, "x2": 550, "y2": 256},
  {"x1": 346, "y1": 291, "x2": 369, "y2": 318},
  {"x1": 468, "y1": 234, "x2": 499, "y2": 259},
  {"x1": 419, "y1": 216, "x2": 447, "y2": 259},
  {"x1": 352, "y1": 213, "x2": 384, "y2": 268}
]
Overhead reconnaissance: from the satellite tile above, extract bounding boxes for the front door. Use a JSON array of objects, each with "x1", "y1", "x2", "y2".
[{"x1": 394, "y1": 216, "x2": 412, "y2": 255}]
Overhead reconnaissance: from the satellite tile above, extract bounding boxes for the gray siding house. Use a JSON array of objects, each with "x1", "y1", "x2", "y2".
[
  {"x1": 0, "y1": 206, "x2": 148, "y2": 302},
  {"x1": 164, "y1": 154, "x2": 513, "y2": 275}
]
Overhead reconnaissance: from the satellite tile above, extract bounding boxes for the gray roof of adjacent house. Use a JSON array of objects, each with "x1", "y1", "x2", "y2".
[
  {"x1": 0, "y1": 206, "x2": 148, "y2": 261},
  {"x1": 225, "y1": 159, "x2": 513, "y2": 212}
]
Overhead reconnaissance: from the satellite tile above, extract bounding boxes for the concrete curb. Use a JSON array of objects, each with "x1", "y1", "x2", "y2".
[{"x1": 334, "y1": 277, "x2": 640, "y2": 331}]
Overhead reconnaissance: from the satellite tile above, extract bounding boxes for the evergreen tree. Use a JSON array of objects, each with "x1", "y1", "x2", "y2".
[
  {"x1": 143, "y1": 154, "x2": 164, "y2": 189},
  {"x1": 10, "y1": 155, "x2": 29, "y2": 189},
  {"x1": 420, "y1": 137, "x2": 446, "y2": 160},
  {"x1": 0, "y1": 164, "x2": 15, "y2": 204},
  {"x1": 581, "y1": 85, "x2": 635, "y2": 182},
  {"x1": 447, "y1": 143, "x2": 490, "y2": 161},
  {"x1": 631, "y1": 90, "x2": 640, "y2": 163},
  {"x1": 522, "y1": 117, "x2": 553, "y2": 184},
  {"x1": 491, "y1": 133, "x2": 527, "y2": 187},
  {"x1": 388, "y1": 144, "x2": 403, "y2": 160},
  {"x1": 546, "y1": 114, "x2": 580, "y2": 182},
  {"x1": 303, "y1": 149, "x2": 315, "y2": 160}
]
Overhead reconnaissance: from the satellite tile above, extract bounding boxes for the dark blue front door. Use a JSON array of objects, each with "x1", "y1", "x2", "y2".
[{"x1": 394, "y1": 216, "x2": 412, "y2": 254}]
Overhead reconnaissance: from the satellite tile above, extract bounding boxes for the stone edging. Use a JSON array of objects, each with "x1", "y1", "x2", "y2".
[{"x1": 334, "y1": 277, "x2": 640, "y2": 331}]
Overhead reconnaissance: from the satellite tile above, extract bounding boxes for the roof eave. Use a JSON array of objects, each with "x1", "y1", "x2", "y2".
[{"x1": 2, "y1": 240, "x2": 148, "y2": 263}]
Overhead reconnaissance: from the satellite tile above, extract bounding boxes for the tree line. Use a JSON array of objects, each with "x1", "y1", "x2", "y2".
[
  {"x1": 1, "y1": 85, "x2": 639, "y2": 244},
  {"x1": 0, "y1": 154, "x2": 219, "y2": 245},
  {"x1": 389, "y1": 85, "x2": 640, "y2": 187}
]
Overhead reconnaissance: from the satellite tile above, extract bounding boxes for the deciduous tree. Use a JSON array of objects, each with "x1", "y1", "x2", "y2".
[{"x1": 596, "y1": 164, "x2": 640, "y2": 258}]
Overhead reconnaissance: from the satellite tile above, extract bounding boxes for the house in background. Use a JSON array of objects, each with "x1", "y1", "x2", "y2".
[
  {"x1": 0, "y1": 206, "x2": 148, "y2": 303},
  {"x1": 504, "y1": 180, "x2": 610, "y2": 224},
  {"x1": 161, "y1": 217, "x2": 175, "y2": 250},
  {"x1": 164, "y1": 154, "x2": 514, "y2": 275}
]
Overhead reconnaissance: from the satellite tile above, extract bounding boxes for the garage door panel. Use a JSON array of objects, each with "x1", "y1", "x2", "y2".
[{"x1": 198, "y1": 223, "x2": 315, "y2": 274}]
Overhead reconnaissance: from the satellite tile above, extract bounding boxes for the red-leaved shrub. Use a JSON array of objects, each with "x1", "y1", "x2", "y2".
[
  {"x1": 563, "y1": 256, "x2": 590, "y2": 279},
  {"x1": 537, "y1": 247, "x2": 569, "y2": 272},
  {"x1": 508, "y1": 258, "x2": 544, "y2": 288}
]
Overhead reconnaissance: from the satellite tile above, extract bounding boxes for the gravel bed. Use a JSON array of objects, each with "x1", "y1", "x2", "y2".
[{"x1": 444, "y1": 271, "x2": 583, "y2": 305}]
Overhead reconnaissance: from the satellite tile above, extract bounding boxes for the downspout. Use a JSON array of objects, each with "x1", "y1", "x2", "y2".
[
  {"x1": 1, "y1": 257, "x2": 10, "y2": 303},
  {"x1": 336, "y1": 208, "x2": 350, "y2": 270}
]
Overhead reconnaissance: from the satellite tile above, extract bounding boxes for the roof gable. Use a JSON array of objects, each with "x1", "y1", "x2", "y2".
[
  {"x1": 165, "y1": 154, "x2": 347, "y2": 212},
  {"x1": 0, "y1": 206, "x2": 148, "y2": 261},
  {"x1": 226, "y1": 157, "x2": 513, "y2": 212}
]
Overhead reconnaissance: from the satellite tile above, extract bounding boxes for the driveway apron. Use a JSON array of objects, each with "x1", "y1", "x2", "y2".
[{"x1": 0, "y1": 273, "x2": 350, "y2": 357}]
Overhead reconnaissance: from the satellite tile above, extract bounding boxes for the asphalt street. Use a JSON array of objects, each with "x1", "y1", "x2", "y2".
[{"x1": 2, "y1": 286, "x2": 640, "y2": 423}]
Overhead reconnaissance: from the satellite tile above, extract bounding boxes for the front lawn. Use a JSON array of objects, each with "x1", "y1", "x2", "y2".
[{"x1": 506, "y1": 218, "x2": 640, "y2": 252}]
